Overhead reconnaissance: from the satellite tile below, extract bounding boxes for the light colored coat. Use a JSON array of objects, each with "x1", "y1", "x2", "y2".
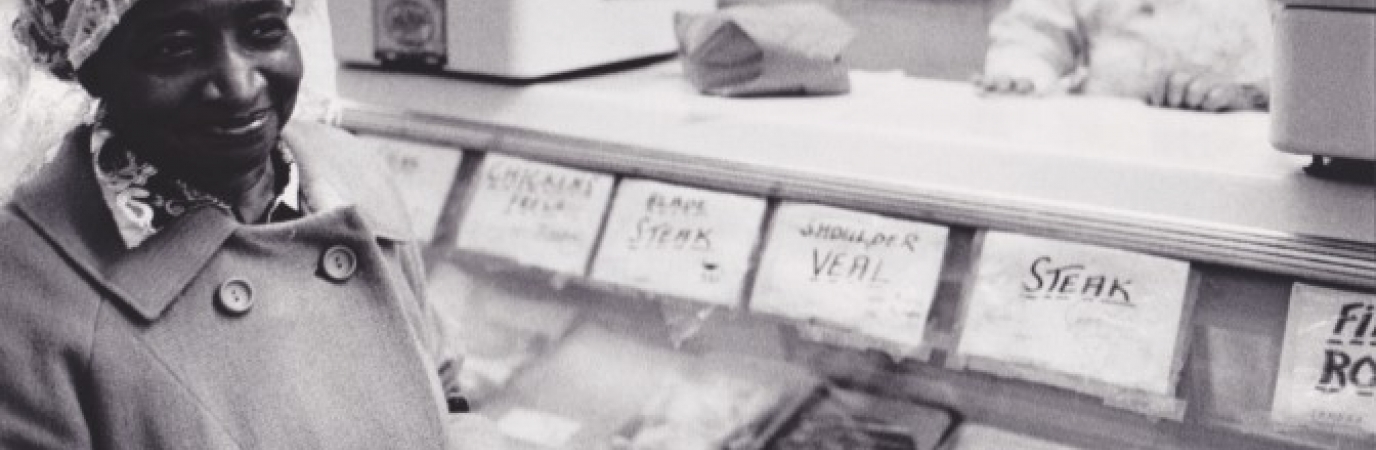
[
  {"x1": 0, "y1": 120, "x2": 466, "y2": 449},
  {"x1": 984, "y1": 0, "x2": 1275, "y2": 97}
]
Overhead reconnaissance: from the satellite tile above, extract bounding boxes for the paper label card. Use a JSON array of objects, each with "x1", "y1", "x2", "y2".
[
  {"x1": 752, "y1": 203, "x2": 949, "y2": 349},
  {"x1": 956, "y1": 232, "x2": 1192, "y2": 396},
  {"x1": 357, "y1": 135, "x2": 463, "y2": 241},
  {"x1": 1272, "y1": 283, "x2": 1376, "y2": 436},
  {"x1": 950, "y1": 424, "x2": 1079, "y2": 450},
  {"x1": 455, "y1": 155, "x2": 614, "y2": 275},
  {"x1": 496, "y1": 408, "x2": 583, "y2": 449},
  {"x1": 591, "y1": 180, "x2": 766, "y2": 307}
]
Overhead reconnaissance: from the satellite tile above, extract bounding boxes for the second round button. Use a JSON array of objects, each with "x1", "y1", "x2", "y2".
[
  {"x1": 216, "y1": 278, "x2": 254, "y2": 316},
  {"x1": 320, "y1": 245, "x2": 358, "y2": 282}
]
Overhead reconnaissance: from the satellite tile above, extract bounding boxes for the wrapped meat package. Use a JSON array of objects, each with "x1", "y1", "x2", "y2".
[{"x1": 674, "y1": 4, "x2": 855, "y2": 97}]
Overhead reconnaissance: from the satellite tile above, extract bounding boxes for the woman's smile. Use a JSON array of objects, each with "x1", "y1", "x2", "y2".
[{"x1": 199, "y1": 109, "x2": 274, "y2": 140}]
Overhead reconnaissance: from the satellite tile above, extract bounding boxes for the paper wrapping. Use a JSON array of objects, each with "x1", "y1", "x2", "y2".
[{"x1": 674, "y1": 4, "x2": 855, "y2": 97}]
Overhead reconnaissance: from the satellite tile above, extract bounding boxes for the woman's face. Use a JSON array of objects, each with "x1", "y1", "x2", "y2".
[{"x1": 82, "y1": 0, "x2": 303, "y2": 183}]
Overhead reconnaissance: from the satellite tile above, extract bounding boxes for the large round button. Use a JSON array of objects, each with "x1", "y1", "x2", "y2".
[
  {"x1": 216, "y1": 279, "x2": 255, "y2": 316},
  {"x1": 320, "y1": 245, "x2": 358, "y2": 282}
]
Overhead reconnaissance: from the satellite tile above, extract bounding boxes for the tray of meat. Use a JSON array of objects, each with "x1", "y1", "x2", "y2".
[
  {"x1": 611, "y1": 353, "x2": 824, "y2": 450},
  {"x1": 761, "y1": 387, "x2": 956, "y2": 450}
]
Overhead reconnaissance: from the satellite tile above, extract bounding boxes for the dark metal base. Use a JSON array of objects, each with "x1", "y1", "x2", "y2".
[{"x1": 1304, "y1": 156, "x2": 1376, "y2": 184}]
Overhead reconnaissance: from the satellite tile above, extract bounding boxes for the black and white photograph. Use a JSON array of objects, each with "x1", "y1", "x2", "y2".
[{"x1": 1, "y1": 0, "x2": 1372, "y2": 448}]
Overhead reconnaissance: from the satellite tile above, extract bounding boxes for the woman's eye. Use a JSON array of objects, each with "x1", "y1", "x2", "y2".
[
  {"x1": 146, "y1": 36, "x2": 200, "y2": 62},
  {"x1": 245, "y1": 17, "x2": 289, "y2": 46}
]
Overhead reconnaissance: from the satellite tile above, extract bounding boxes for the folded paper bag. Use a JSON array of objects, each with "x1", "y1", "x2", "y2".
[{"x1": 674, "y1": 4, "x2": 856, "y2": 97}]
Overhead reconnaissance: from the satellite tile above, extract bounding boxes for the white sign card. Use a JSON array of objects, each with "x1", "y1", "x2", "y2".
[
  {"x1": 956, "y1": 232, "x2": 1192, "y2": 396},
  {"x1": 496, "y1": 408, "x2": 583, "y2": 448},
  {"x1": 751, "y1": 203, "x2": 949, "y2": 350},
  {"x1": 591, "y1": 180, "x2": 766, "y2": 307},
  {"x1": 357, "y1": 135, "x2": 463, "y2": 240},
  {"x1": 1272, "y1": 283, "x2": 1376, "y2": 437},
  {"x1": 455, "y1": 155, "x2": 614, "y2": 275},
  {"x1": 949, "y1": 424, "x2": 1080, "y2": 450}
]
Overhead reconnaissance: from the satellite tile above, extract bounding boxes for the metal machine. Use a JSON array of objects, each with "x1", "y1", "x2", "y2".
[
  {"x1": 1272, "y1": 0, "x2": 1376, "y2": 177},
  {"x1": 330, "y1": 0, "x2": 715, "y2": 80}
]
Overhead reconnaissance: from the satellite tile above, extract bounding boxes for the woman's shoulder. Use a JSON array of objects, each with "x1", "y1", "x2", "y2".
[
  {"x1": 283, "y1": 120, "x2": 419, "y2": 240},
  {"x1": 0, "y1": 193, "x2": 88, "y2": 291},
  {"x1": 0, "y1": 125, "x2": 119, "y2": 286},
  {"x1": 283, "y1": 120, "x2": 392, "y2": 177},
  {"x1": 0, "y1": 201, "x2": 37, "y2": 240},
  {"x1": 0, "y1": 201, "x2": 104, "y2": 334}
]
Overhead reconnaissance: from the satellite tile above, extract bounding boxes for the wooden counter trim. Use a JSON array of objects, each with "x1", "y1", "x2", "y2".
[{"x1": 337, "y1": 102, "x2": 1376, "y2": 290}]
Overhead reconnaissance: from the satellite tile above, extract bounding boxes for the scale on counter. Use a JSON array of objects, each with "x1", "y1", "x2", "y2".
[
  {"x1": 330, "y1": 0, "x2": 715, "y2": 80},
  {"x1": 1272, "y1": 0, "x2": 1376, "y2": 180}
]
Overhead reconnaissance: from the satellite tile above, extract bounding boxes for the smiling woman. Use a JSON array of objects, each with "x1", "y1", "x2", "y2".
[
  {"x1": 78, "y1": 0, "x2": 305, "y2": 222},
  {"x1": 0, "y1": 0, "x2": 335, "y2": 197},
  {"x1": 0, "y1": 0, "x2": 475, "y2": 448}
]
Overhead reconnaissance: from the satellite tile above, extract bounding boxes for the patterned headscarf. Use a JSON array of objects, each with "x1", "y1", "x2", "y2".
[{"x1": 12, "y1": 0, "x2": 293, "y2": 80}]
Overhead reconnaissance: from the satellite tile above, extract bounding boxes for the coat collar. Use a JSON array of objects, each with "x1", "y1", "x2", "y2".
[{"x1": 13, "y1": 120, "x2": 414, "y2": 322}]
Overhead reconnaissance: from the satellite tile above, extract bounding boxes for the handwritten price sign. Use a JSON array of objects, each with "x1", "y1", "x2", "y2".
[
  {"x1": 956, "y1": 232, "x2": 1192, "y2": 396},
  {"x1": 751, "y1": 203, "x2": 949, "y2": 348},
  {"x1": 1272, "y1": 283, "x2": 1376, "y2": 437},
  {"x1": 591, "y1": 180, "x2": 766, "y2": 307},
  {"x1": 455, "y1": 155, "x2": 614, "y2": 274}
]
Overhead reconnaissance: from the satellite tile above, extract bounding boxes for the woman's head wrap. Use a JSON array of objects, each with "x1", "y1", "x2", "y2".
[
  {"x1": 14, "y1": 0, "x2": 142, "y2": 79},
  {"x1": 12, "y1": 0, "x2": 293, "y2": 80}
]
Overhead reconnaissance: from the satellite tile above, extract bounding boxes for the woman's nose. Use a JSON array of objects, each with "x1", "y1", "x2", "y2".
[{"x1": 200, "y1": 46, "x2": 266, "y2": 107}]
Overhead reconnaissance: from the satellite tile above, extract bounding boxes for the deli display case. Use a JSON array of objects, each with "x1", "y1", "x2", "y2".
[
  {"x1": 324, "y1": 4, "x2": 1376, "y2": 447},
  {"x1": 332, "y1": 59, "x2": 1375, "y2": 448}
]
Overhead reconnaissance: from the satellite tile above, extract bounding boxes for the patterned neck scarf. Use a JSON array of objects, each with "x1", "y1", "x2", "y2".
[{"x1": 90, "y1": 119, "x2": 306, "y2": 249}]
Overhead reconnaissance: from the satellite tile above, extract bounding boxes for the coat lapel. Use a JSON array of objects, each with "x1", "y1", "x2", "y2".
[
  {"x1": 13, "y1": 126, "x2": 238, "y2": 322},
  {"x1": 12, "y1": 121, "x2": 414, "y2": 323}
]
